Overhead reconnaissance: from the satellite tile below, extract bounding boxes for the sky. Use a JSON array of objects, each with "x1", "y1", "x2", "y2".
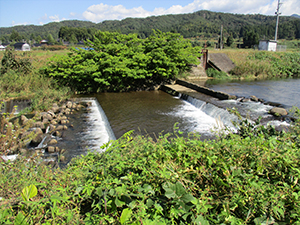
[{"x1": 0, "y1": 0, "x2": 299, "y2": 28}]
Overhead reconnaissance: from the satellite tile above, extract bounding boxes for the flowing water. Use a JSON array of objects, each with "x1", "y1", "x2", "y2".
[
  {"x1": 3, "y1": 78, "x2": 297, "y2": 165},
  {"x1": 204, "y1": 77, "x2": 300, "y2": 108},
  {"x1": 86, "y1": 91, "x2": 228, "y2": 140}
]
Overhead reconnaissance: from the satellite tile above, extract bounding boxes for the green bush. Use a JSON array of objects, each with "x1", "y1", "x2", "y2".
[
  {"x1": 42, "y1": 30, "x2": 201, "y2": 93},
  {"x1": 231, "y1": 51, "x2": 300, "y2": 78},
  {"x1": 206, "y1": 68, "x2": 229, "y2": 79},
  {"x1": 0, "y1": 49, "x2": 32, "y2": 75},
  {"x1": 2, "y1": 117, "x2": 300, "y2": 224}
]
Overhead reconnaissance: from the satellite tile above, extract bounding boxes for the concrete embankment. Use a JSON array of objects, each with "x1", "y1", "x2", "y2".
[{"x1": 160, "y1": 79, "x2": 236, "y2": 101}]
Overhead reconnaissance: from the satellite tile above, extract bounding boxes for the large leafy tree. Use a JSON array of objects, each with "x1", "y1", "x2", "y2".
[
  {"x1": 43, "y1": 30, "x2": 200, "y2": 93},
  {"x1": 243, "y1": 30, "x2": 259, "y2": 48}
]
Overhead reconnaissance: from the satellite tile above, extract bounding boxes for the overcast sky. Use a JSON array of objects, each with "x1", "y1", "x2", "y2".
[{"x1": 0, "y1": 0, "x2": 299, "y2": 28}]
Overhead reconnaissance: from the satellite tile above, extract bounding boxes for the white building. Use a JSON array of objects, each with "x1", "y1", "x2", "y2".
[
  {"x1": 258, "y1": 40, "x2": 277, "y2": 51},
  {"x1": 14, "y1": 42, "x2": 31, "y2": 51}
]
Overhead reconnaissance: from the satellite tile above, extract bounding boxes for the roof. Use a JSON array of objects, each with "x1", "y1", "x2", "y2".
[
  {"x1": 14, "y1": 42, "x2": 26, "y2": 48},
  {"x1": 208, "y1": 53, "x2": 236, "y2": 73}
]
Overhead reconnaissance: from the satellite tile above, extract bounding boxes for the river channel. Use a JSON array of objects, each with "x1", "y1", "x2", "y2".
[
  {"x1": 3, "y1": 77, "x2": 298, "y2": 165},
  {"x1": 204, "y1": 77, "x2": 300, "y2": 108}
]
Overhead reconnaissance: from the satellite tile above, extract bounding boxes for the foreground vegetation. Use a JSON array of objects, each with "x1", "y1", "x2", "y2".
[{"x1": 1, "y1": 115, "x2": 300, "y2": 224}]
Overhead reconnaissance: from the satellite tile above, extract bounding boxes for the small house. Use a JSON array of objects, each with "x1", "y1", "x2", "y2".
[
  {"x1": 0, "y1": 45, "x2": 5, "y2": 51},
  {"x1": 14, "y1": 42, "x2": 31, "y2": 51},
  {"x1": 40, "y1": 40, "x2": 48, "y2": 45},
  {"x1": 258, "y1": 40, "x2": 277, "y2": 51}
]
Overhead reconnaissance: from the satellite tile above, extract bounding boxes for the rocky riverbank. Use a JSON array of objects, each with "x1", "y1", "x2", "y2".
[{"x1": 0, "y1": 100, "x2": 92, "y2": 165}]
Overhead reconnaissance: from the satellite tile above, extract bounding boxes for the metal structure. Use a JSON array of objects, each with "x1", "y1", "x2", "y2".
[{"x1": 274, "y1": 0, "x2": 282, "y2": 41}]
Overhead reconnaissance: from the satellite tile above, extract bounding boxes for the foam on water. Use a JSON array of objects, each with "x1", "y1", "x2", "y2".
[
  {"x1": 79, "y1": 98, "x2": 116, "y2": 152},
  {"x1": 165, "y1": 96, "x2": 233, "y2": 136}
]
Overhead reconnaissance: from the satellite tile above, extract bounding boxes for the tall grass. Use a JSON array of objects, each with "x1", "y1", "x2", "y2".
[
  {"x1": 210, "y1": 49, "x2": 300, "y2": 79},
  {"x1": 0, "y1": 50, "x2": 71, "y2": 111}
]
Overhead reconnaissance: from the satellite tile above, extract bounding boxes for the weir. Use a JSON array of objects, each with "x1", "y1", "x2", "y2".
[
  {"x1": 74, "y1": 98, "x2": 116, "y2": 151},
  {"x1": 160, "y1": 79, "x2": 274, "y2": 123},
  {"x1": 49, "y1": 97, "x2": 116, "y2": 165}
]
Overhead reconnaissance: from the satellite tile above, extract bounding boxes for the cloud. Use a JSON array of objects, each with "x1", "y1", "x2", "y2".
[
  {"x1": 49, "y1": 15, "x2": 60, "y2": 22},
  {"x1": 69, "y1": 12, "x2": 76, "y2": 17},
  {"x1": 48, "y1": 15, "x2": 67, "y2": 23},
  {"x1": 82, "y1": 0, "x2": 299, "y2": 24},
  {"x1": 11, "y1": 20, "x2": 30, "y2": 27},
  {"x1": 82, "y1": 3, "x2": 151, "y2": 22}
]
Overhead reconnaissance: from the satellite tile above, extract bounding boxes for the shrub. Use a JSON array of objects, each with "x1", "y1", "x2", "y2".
[
  {"x1": 206, "y1": 68, "x2": 229, "y2": 79},
  {"x1": 0, "y1": 49, "x2": 32, "y2": 75}
]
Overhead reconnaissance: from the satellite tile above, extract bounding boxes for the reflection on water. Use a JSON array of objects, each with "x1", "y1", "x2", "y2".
[
  {"x1": 204, "y1": 77, "x2": 300, "y2": 108},
  {"x1": 85, "y1": 91, "x2": 225, "y2": 140}
]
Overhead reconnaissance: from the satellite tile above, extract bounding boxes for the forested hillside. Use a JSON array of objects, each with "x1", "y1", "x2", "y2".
[{"x1": 1, "y1": 10, "x2": 299, "y2": 44}]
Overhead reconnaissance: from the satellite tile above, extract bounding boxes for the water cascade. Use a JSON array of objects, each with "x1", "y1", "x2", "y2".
[
  {"x1": 55, "y1": 98, "x2": 116, "y2": 165},
  {"x1": 79, "y1": 98, "x2": 116, "y2": 151},
  {"x1": 178, "y1": 93, "x2": 239, "y2": 130}
]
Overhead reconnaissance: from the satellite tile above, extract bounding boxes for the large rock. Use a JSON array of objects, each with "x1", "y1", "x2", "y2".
[
  {"x1": 47, "y1": 146, "x2": 56, "y2": 153},
  {"x1": 33, "y1": 121, "x2": 45, "y2": 129},
  {"x1": 48, "y1": 139, "x2": 58, "y2": 145},
  {"x1": 250, "y1": 95, "x2": 259, "y2": 102},
  {"x1": 56, "y1": 125, "x2": 68, "y2": 131},
  {"x1": 52, "y1": 103, "x2": 60, "y2": 113},
  {"x1": 66, "y1": 101, "x2": 73, "y2": 108},
  {"x1": 269, "y1": 107, "x2": 288, "y2": 116},
  {"x1": 20, "y1": 115, "x2": 29, "y2": 125}
]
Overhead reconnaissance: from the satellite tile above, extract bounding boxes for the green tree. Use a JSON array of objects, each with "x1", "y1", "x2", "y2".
[
  {"x1": 36, "y1": 35, "x2": 42, "y2": 43},
  {"x1": 226, "y1": 35, "x2": 234, "y2": 47},
  {"x1": 243, "y1": 30, "x2": 259, "y2": 48},
  {"x1": 47, "y1": 34, "x2": 55, "y2": 45},
  {"x1": 69, "y1": 33, "x2": 78, "y2": 44},
  {"x1": 10, "y1": 30, "x2": 21, "y2": 42},
  {"x1": 43, "y1": 30, "x2": 200, "y2": 93}
]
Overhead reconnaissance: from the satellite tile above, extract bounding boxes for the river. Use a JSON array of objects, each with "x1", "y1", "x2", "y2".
[
  {"x1": 3, "y1": 77, "x2": 298, "y2": 165},
  {"x1": 204, "y1": 77, "x2": 300, "y2": 108}
]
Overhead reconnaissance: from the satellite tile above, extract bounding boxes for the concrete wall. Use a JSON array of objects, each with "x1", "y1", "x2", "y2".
[{"x1": 175, "y1": 79, "x2": 236, "y2": 100}]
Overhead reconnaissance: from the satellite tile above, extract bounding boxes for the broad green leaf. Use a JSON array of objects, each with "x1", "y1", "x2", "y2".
[
  {"x1": 14, "y1": 212, "x2": 28, "y2": 225},
  {"x1": 164, "y1": 187, "x2": 176, "y2": 199},
  {"x1": 120, "y1": 208, "x2": 132, "y2": 224},
  {"x1": 181, "y1": 193, "x2": 195, "y2": 203},
  {"x1": 21, "y1": 184, "x2": 37, "y2": 202},
  {"x1": 175, "y1": 182, "x2": 186, "y2": 196},
  {"x1": 115, "y1": 197, "x2": 125, "y2": 207},
  {"x1": 146, "y1": 198, "x2": 154, "y2": 208},
  {"x1": 194, "y1": 215, "x2": 210, "y2": 225}
]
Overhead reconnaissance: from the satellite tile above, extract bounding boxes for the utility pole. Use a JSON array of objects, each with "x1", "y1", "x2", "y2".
[
  {"x1": 220, "y1": 25, "x2": 223, "y2": 50},
  {"x1": 274, "y1": 0, "x2": 282, "y2": 41}
]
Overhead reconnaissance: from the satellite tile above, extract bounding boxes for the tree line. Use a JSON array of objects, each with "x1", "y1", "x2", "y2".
[{"x1": 0, "y1": 10, "x2": 299, "y2": 48}]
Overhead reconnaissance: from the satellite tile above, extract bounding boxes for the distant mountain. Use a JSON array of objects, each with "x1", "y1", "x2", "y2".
[
  {"x1": 291, "y1": 14, "x2": 300, "y2": 19},
  {"x1": 1, "y1": 10, "x2": 299, "y2": 42}
]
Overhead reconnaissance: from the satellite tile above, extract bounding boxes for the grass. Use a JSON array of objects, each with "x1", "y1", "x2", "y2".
[
  {"x1": 207, "y1": 49, "x2": 300, "y2": 79},
  {"x1": 0, "y1": 49, "x2": 71, "y2": 111}
]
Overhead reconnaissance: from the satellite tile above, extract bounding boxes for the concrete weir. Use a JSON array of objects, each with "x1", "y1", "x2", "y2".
[
  {"x1": 160, "y1": 79, "x2": 236, "y2": 103},
  {"x1": 160, "y1": 79, "x2": 285, "y2": 123},
  {"x1": 160, "y1": 79, "x2": 257, "y2": 120}
]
